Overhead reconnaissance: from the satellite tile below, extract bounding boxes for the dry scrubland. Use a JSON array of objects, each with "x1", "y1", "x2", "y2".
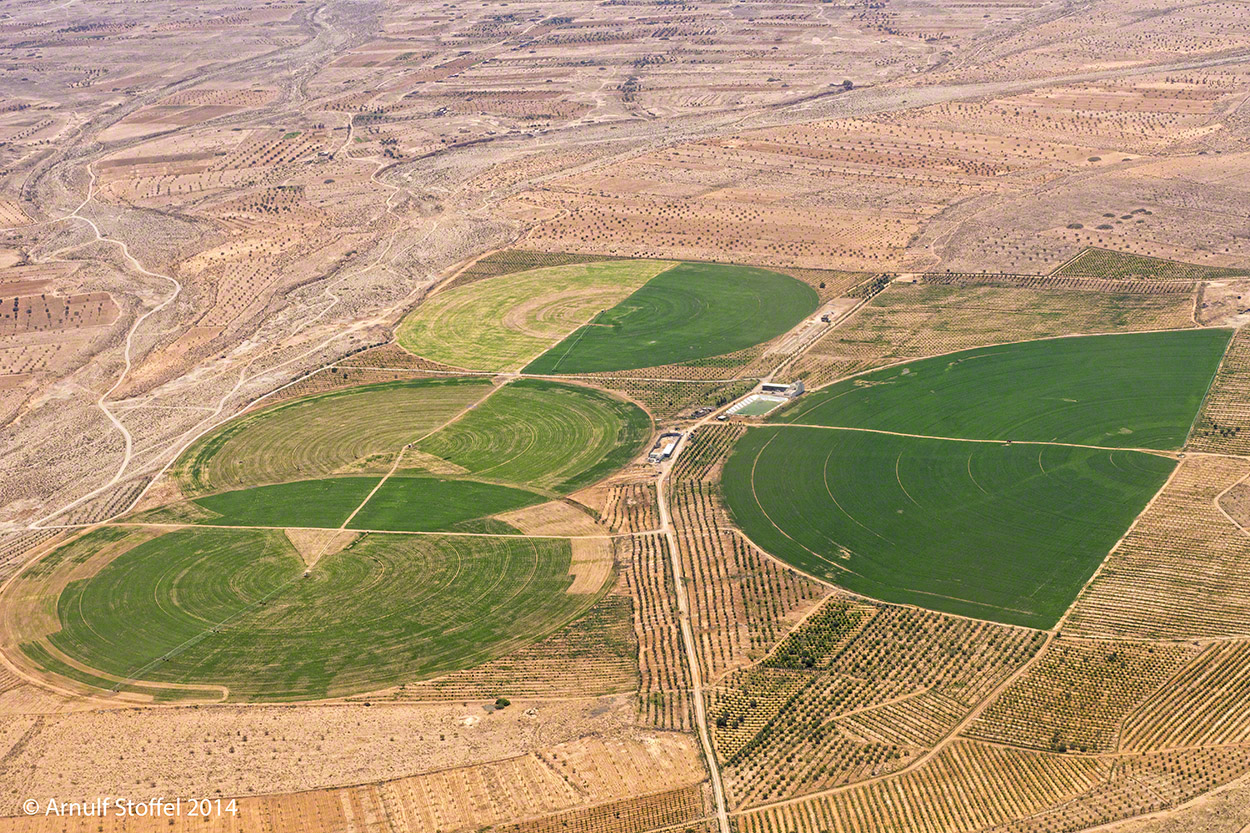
[{"x1": 2, "y1": 0, "x2": 1250, "y2": 831}]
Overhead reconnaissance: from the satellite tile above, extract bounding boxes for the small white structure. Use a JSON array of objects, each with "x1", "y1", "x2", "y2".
[
  {"x1": 760, "y1": 380, "x2": 805, "y2": 399},
  {"x1": 726, "y1": 394, "x2": 788, "y2": 417},
  {"x1": 649, "y1": 432, "x2": 682, "y2": 463}
]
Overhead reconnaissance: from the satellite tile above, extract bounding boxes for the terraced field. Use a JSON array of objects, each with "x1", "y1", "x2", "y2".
[
  {"x1": 396, "y1": 260, "x2": 672, "y2": 371},
  {"x1": 723, "y1": 428, "x2": 1174, "y2": 627},
  {"x1": 776, "y1": 329, "x2": 1231, "y2": 451},
  {"x1": 524, "y1": 262, "x2": 819, "y2": 374},
  {"x1": 12, "y1": 528, "x2": 593, "y2": 701}
]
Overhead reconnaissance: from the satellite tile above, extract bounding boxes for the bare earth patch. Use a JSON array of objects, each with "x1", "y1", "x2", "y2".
[
  {"x1": 283, "y1": 528, "x2": 360, "y2": 568},
  {"x1": 567, "y1": 537, "x2": 615, "y2": 594},
  {"x1": 495, "y1": 500, "x2": 603, "y2": 537}
]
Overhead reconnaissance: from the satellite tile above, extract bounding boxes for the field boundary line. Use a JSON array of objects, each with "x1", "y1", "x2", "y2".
[
  {"x1": 1213, "y1": 466, "x2": 1250, "y2": 546},
  {"x1": 1183, "y1": 327, "x2": 1239, "y2": 449},
  {"x1": 97, "y1": 521, "x2": 646, "y2": 540},
  {"x1": 336, "y1": 448, "x2": 406, "y2": 539},
  {"x1": 722, "y1": 526, "x2": 836, "y2": 589},
  {"x1": 715, "y1": 579, "x2": 847, "y2": 685},
  {"x1": 1051, "y1": 459, "x2": 1187, "y2": 635},
  {"x1": 328, "y1": 380, "x2": 505, "y2": 548},
  {"x1": 1047, "y1": 247, "x2": 1092, "y2": 277},
  {"x1": 1113, "y1": 640, "x2": 1226, "y2": 754},
  {"x1": 543, "y1": 307, "x2": 604, "y2": 375},
  {"x1": 509, "y1": 259, "x2": 681, "y2": 373}
]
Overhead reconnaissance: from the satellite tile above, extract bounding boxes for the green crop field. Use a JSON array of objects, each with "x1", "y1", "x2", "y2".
[
  {"x1": 395, "y1": 260, "x2": 672, "y2": 371},
  {"x1": 413, "y1": 379, "x2": 652, "y2": 493},
  {"x1": 777, "y1": 329, "x2": 1231, "y2": 450},
  {"x1": 348, "y1": 476, "x2": 541, "y2": 532},
  {"x1": 723, "y1": 427, "x2": 1174, "y2": 627},
  {"x1": 176, "y1": 377, "x2": 493, "y2": 495},
  {"x1": 524, "y1": 262, "x2": 819, "y2": 374},
  {"x1": 163, "y1": 377, "x2": 649, "y2": 532},
  {"x1": 12, "y1": 374, "x2": 647, "y2": 701},
  {"x1": 18, "y1": 528, "x2": 596, "y2": 701},
  {"x1": 194, "y1": 477, "x2": 381, "y2": 528},
  {"x1": 190, "y1": 476, "x2": 541, "y2": 532}
]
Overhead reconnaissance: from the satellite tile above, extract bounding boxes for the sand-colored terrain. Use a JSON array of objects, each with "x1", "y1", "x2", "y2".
[{"x1": 1, "y1": 0, "x2": 1250, "y2": 831}]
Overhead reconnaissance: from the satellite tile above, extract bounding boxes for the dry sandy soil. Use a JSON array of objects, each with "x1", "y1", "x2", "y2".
[{"x1": 1, "y1": 0, "x2": 1250, "y2": 831}]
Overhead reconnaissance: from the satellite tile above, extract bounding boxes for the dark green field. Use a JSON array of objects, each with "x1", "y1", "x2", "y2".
[
  {"x1": 191, "y1": 476, "x2": 541, "y2": 533},
  {"x1": 25, "y1": 528, "x2": 594, "y2": 700},
  {"x1": 194, "y1": 477, "x2": 380, "y2": 528},
  {"x1": 348, "y1": 476, "x2": 541, "y2": 532},
  {"x1": 523, "y1": 262, "x2": 818, "y2": 374},
  {"x1": 722, "y1": 427, "x2": 1174, "y2": 627},
  {"x1": 776, "y1": 329, "x2": 1231, "y2": 451}
]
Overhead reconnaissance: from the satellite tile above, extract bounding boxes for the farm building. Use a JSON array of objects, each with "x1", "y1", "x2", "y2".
[
  {"x1": 761, "y1": 380, "x2": 805, "y2": 398},
  {"x1": 649, "y1": 432, "x2": 683, "y2": 462}
]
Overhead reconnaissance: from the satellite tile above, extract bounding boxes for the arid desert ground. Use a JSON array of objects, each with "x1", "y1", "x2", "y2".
[{"x1": 2, "y1": 1, "x2": 1250, "y2": 831}]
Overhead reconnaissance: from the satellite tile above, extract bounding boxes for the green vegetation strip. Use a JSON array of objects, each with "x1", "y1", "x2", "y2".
[
  {"x1": 193, "y1": 477, "x2": 380, "y2": 528},
  {"x1": 775, "y1": 329, "x2": 1232, "y2": 451},
  {"x1": 189, "y1": 476, "x2": 540, "y2": 533},
  {"x1": 1055, "y1": 248, "x2": 1247, "y2": 281},
  {"x1": 722, "y1": 427, "x2": 1174, "y2": 628},
  {"x1": 524, "y1": 262, "x2": 819, "y2": 374},
  {"x1": 27, "y1": 527, "x2": 596, "y2": 701}
]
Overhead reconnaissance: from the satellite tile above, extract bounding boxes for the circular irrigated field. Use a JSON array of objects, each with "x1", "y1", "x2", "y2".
[
  {"x1": 9, "y1": 527, "x2": 596, "y2": 701},
  {"x1": 524, "y1": 261, "x2": 819, "y2": 374},
  {"x1": 396, "y1": 258, "x2": 818, "y2": 376},
  {"x1": 721, "y1": 330, "x2": 1232, "y2": 628},
  {"x1": 396, "y1": 260, "x2": 674, "y2": 371},
  {"x1": 724, "y1": 426, "x2": 1173, "y2": 628},
  {"x1": 168, "y1": 376, "x2": 651, "y2": 531},
  {"x1": 8, "y1": 376, "x2": 650, "y2": 701}
]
